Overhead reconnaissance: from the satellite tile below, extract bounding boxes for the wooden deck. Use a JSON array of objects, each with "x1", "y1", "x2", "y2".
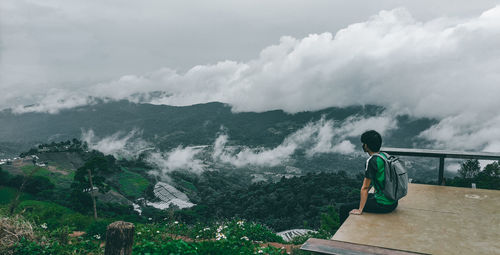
[{"x1": 327, "y1": 183, "x2": 500, "y2": 255}]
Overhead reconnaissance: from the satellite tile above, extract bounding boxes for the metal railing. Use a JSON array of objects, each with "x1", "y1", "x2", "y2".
[{"x1": 381, "y1": 147, "x2": 500, "y2": 185}]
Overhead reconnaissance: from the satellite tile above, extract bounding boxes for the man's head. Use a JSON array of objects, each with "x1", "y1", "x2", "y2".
[{"x1": 361, "y1": 130, "x2": 382, "y2": 153}]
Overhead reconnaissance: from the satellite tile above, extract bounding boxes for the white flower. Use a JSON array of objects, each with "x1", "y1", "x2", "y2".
[
  {"x1": 258, "y1": 250, "x2": 264, "y2": 253},
  {"x1": 174, "y1": 221, "x2": 179, "y2": 224},
  {"x1": 40, "y1": 223, "x2": 48, "y2": 229},
  {"x1": 93, "y1": 234, "x2": 101, "y2": 240},
  {"x1": 196, "y1": 235, "x2": 200, "y2": 238},
  {"x1": 203, "y1": 227, "x2": 210, "y2": 231},
  {"x1": 241, "y1": 236, "x2": 249, "y2": 241},
  {"x1": 215, "y1": 232, "x2": 227, "y2": 240},
  {"x1": 148, "y1": 217, "x2": 152, "y2": 221},
  {"x1": 156, "y1": 230, "x2": 160, "y2": 233},
  {"x1": 137, "y1": 232, "x2": 142, "y2": 235},
  {"x1": 237, "y1": 220, "x2": 244, "y2": 227}
]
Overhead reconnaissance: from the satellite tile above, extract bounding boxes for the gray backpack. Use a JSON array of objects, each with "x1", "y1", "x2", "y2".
[{"x1": 374, "y1": 152, "x2": 408, "y2": 201}]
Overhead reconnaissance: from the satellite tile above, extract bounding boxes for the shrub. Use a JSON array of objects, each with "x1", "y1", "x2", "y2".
[
  {"x1": 61, "y1": 213, "x2": 93, "y2": 230},
  {"x1": 13, "y1": 236, "x2": 102, "y2": 255},
  {"x1": 23, "y1": 176, "x2": 55, "y2": 195},
  {"x1": 85, "y1": 219, "x2": 113, "y2": 239},
  {"x1": 16, "y1": 200, "x2": 74, "y2": 229},
  {"x1": 0, "y1": 168, "x2": 12, "y2": 185}
]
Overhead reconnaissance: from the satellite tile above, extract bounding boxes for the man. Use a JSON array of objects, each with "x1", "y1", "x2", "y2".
[{"x1": 339, "y1": 130, "x2": 398, "y2": 225}]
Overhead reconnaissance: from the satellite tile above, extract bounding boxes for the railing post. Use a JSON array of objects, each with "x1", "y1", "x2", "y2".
[
  {"x1": 105, "y1": 221, "x2": 135, "y2": 255},
  {"x1": 438, "y1": 157, "x2": 445, "y2": 185}
]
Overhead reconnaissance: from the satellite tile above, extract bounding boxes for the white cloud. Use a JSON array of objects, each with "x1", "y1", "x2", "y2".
[
  {"x1": 79, "y1": 115, "x2": 396, "y2": 174},
  {"x1": 212, "y1": 115, "x2": 396, "y2": 167},
  {"x1": 146, "y1": 146, "x2": 205, "y2": 176},
  {"x1": 212, "y1": 133, "x2": 297, "y2": 167},
  {"x1": 81, "y1": 129, "x2": 153, "y2": 159},
  {"x1": 336, "y1": 115, "x2": 398, "y2": 138},
  {"x1": 12, "y1": 89, "x2": 97, "y2": 114},
  {"x1": 82, "y1": 128, "x2": 206, "y2": 176}
]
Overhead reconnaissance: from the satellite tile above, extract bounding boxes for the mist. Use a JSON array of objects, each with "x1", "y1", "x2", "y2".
[{"x1": 81, "y1": 114, "x2": 396, "y2": 178}]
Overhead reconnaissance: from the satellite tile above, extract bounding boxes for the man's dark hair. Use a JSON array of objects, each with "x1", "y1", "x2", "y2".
[{"x1": 361, "y1": 130, "x2": 382, "y2": 152}]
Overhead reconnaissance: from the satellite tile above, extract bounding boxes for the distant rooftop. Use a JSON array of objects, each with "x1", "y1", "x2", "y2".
[{"x1": 327, "y1": 183, "x2": 500, "y2": 255}]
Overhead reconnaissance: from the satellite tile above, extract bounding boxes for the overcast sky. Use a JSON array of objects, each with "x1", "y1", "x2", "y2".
[{"x1": 1, "y1": 0, "x2": 500, "y2": 151}]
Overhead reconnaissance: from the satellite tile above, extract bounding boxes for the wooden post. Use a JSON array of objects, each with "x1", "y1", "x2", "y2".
[
  {"x1": 87, "y1": 169, "x2": 98, "y2": 220},
  {"x1": 105, "y1": 221, "x2": 135, "y2": 255}
]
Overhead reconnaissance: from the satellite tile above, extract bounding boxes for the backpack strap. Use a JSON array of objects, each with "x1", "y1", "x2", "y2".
[{"x1": 372, "y1": 153, "x2": 388, "y2": 162}]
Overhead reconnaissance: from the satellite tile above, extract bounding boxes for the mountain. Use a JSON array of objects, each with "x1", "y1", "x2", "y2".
[
  {"x1": 0, "y1": 100, "x2": 435, "y2": 156},
  {"x1": 0, "y1": 101, "x2": 445, "y2": 182}
]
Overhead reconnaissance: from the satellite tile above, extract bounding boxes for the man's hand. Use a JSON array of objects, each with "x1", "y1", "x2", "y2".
[{"x1": 349, "y1": 209, "x2": 362, "y2": 215}]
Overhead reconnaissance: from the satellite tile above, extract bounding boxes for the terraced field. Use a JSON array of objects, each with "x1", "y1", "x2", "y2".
[{"x1": 150, "y1": 182, "x2": 195, "y2": 209}]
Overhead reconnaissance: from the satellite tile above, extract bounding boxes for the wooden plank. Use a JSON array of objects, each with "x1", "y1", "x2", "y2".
[
  {"x1": 381, "y1": 147, "x2": 500, "y2": 160},
  {"x1": 300, "y1": 238, "x2": 429, "y2": 255}
]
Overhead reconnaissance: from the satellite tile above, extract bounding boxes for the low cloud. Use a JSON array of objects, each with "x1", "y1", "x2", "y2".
[
  {"x1": 212, "y1": 115, "x2": 396, "y2": 167},
  {"x1": 12, "y1": 90, "x2": 98, "y2": 114},
  {"x1": 146, "y1": 146, "x2": 206, "y2": 177},
  {"x1": 82, "y1": 129, "x2": 206, "y2": 177},
  {"x1": 212, "y1": 133, "x2": 297, "y2": 167},
  {"x1": 83, "y1": 115, "x2": 395, "y2": 173},
  {"x1": 419, "y1": 114, "x2": 500, "y2": 151},
  {"x1": 81, "y1": 129, "x2": 153, "y2": 159}
]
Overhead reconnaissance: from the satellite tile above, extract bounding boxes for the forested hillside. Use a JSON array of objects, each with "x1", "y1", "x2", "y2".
[
  {"x1": 0, "y1": 101, "x2": 435, "y2": 156},
  {"x1": 1, "y1": 139, "x2": 499, "y2": 254}
]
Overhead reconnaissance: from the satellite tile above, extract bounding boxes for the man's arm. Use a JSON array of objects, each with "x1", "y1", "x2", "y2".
[{"x1": 350, "y1": 178, "x2": 371, "y2": 215}]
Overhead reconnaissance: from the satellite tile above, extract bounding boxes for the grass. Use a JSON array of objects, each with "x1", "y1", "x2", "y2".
[
  {"x1": 21, "y1": 165, "x2": 50, "y2": 176},
  {"x1": 15, "y1": 200, "x2": 94, "y2": 230},
  {"x1": 20, "y1": 165, "x2": 74, "y2": 186},
  {"x1": 117, "y1": 168, "x2": 149, "y2": 198},
  {"x1": 0, "y1": 186, "x2": 34, "y2": 205}
]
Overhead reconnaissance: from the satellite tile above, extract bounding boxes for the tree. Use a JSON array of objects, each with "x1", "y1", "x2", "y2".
[
  {"x1": 475, "y1": 161, "x2": 500, "y2": 190},
  {"x1": 458, "y1": 159, "x2": 480, "y2": 179},
  {"x1": 71, "y1": 155, "x2": 114, "y2": 219},
  {"x1": 482, "y1": 161, "x2": 500, "y2": 177},
  {"x1": 23, "y1": 176, "x2": 55, "y2": 195},
  {"x1": 320, "y1": 205, "x2": 340, "y2": 235},
  {"x1": 9, "y1": 166, "x2": 42, "y2": 215}
]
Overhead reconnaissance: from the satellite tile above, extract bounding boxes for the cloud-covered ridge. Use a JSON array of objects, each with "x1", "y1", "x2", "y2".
[
  {"x1": 83, "y1": 115, "x2": 397, "y2": 174},
  {"x1": 212, "y1": 114, "x2": 396, "y2": 168}
]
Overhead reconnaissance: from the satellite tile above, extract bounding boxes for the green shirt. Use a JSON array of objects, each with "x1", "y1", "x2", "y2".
[{"x1": 365, "y1": 154, "x2": 396, "y2": 205}]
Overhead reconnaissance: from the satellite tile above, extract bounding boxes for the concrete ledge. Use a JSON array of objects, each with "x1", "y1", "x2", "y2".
[
  {"x1": 301, "y1": 238, "x2": 428, "y2": 255},
  {"x1": 331, "y1": 184, "x2": 500, "y2": 255}
]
